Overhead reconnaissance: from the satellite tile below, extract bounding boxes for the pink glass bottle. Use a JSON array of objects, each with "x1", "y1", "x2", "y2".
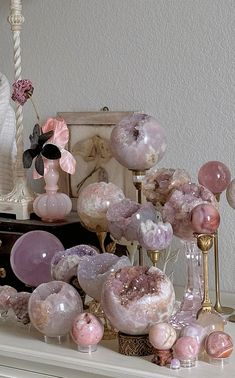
[
  {"x1": 33, "y1": 159, "x2": 72, "y2": 222},
  {"x1": 170, "y1": 240, "x2": 203, "y2": 329}
]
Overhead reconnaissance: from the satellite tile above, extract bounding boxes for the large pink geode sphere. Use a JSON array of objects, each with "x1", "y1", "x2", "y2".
[
  {"x1": 198, "y1": 161, "x2": 231, "y2": 194},
  {"x1": 77, "y1": 182, "x2": 125, "y2": 232},
  {"x1": 106, "y1": 198, "x2": 157, "y2": 241},
  {"x1": 28, "y1": 281, "x2": 83, "y2": 338},
  {"x1": 77, "y1": 253, "x2": 131, "y2": 302},
  {"x1": 162, "y1": 183, "x2": 218, "y2": 240},
  {"x1": 101, "y1": 266, "x2": 175, "y2": 335},
  {"x1": 110, "y1": 113, "x2": 167, "y2": 171}
]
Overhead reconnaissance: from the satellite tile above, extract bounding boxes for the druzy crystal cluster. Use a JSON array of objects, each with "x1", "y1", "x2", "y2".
[{"x1": 101, "y1": 266, "x2": 175, "y2": 335}]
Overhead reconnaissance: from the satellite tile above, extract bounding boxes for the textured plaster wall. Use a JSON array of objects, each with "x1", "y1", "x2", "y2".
[{"x1": 0, "y1": 0, "x2": 234, "y2": 293}]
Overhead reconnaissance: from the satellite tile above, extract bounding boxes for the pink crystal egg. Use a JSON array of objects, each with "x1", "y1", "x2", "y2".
[
  {"x1": 149, "y1": 322, "x2": 177, "y2": 350},
  {"x1": 205, "y1": 331, "x2": 233, "y2": 358},
  {"x1": 77, "y1": 253, "x2": 131, "y2": 302},
  {"x1": 77, "y1": 182, "x2": 125, "y2": 232},
  {"x1": 174, "y1": 336, "x2": 199, "y2": 360},
  {"x1": 198, "y1": 161, "x2": 231, "y2": 194},
  {"x1": 71, "y1": 312, "x2": 104, "y2": 351},
  {"x1": 101, "y1": 266, "x2": 175, "y2": 335},
  {"x1": 10, "y1": 231, "x2": 64, "y2": 287},
  {"x1": 110, "y1": 113, "x2": 167, "y2": 171},
  {"x1": 190, "y1": 203, "x2": 220, "y2": 234},
  {"x1": 28, "y1": 281, "x2": 83, "y2": 338}
]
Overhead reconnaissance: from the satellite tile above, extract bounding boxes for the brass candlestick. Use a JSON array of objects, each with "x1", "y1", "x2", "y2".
[
  {"x1": 213, "y1": 193, "x2": 234, "y2": 315},
  {"x1": 131, "y1": 170, "x2": 146, "y2": 266},
  {"x1": 147, "y1": 250, "x2": 161, "y2": 267},
  {"x1": 195, "y1": 233, "x2": 215, "y2": 318}
]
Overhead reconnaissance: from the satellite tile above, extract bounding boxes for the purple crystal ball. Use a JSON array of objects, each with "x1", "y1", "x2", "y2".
[
  {"x1": 110, "y1": 113, "x2": 167, "y2": 170},
  {"x1": 10, "y1": 231, "x2": 64, "y2": 287},
  {"x1": 101, "y1": 266, "x2": 175, "y2": 335},
  {"x1": 28, "y1": 281, "x2": 83, "y2": 338}
]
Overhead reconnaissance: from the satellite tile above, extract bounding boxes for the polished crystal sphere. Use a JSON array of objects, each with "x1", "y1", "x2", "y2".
[
  {"x1": 198, "y1": 161, "x2": 231, "y2": 194},
  {"x1": 110, "y1": 113, "x2": 167, "y2": 171},
  {"x1": 10, "y1": 231, "x2": 64, "y2": 287},
  {"x1": 190, "y1": 203, "x2": 220, "y2": 233}
]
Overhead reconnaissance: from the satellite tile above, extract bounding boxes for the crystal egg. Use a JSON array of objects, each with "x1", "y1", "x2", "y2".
[
  {"x1": 198, "y1": 161, "x2": 231, "y2": 194},
  {"x1": 28, "y1": 281, "x2": 83, "y2": 338},
  {"x1": 101, "y1": 266, "x2": 175, "y2": 335},
  {"x1": 190, "y1": 203, "x2": 220, "y2": 234},
  {"x1": 71, "y1": 312, "x2": 104, "y2": 352},
  {"x1": 110, "y1": 113, "x2": 167, "y2": 171},
  {"x1": 77, "y1": 182, "x2": 125, "y2": 232},
  {"x1": 205, "y1": 331, "x2": 233, "y2": 359},
  {"x1": 10, "y1": 231, "x2": 64, "y2": 287}
]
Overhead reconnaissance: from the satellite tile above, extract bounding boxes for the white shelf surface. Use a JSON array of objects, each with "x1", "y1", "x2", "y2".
[{"x1": 0, "y1": 321, "x2": 235, "y2": 378}]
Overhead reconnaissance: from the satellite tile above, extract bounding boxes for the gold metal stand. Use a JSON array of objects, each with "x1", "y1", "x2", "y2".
[
  {"x1": 213, "y1": 193, "x2": 234, "y2": 315},
  {"x1": 195, "y1": 233, "x2": 215, "y2": 318},
  {"x1": 131, "y1": 170, "x2": 146, "y2": 266},
  {"x1": 147, "y1": 250, "x2": 161, "y2": 267}
]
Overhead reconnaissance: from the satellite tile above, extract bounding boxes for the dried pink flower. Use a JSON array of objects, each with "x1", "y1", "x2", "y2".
[{"x1": 11, "y1": 79, "x2": 34, "y2": 106}]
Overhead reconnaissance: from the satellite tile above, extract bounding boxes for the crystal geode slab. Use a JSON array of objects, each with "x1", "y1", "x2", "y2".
[
  {"x1": 101, "y1": 266, "x2": 175, "y2": 335},
  {"x1": 77, "y1": 253, "x2": 131, "y2": 302}
]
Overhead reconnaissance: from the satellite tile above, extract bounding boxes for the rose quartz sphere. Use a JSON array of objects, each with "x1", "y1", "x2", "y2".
[
  {"x1": 149, "y1": 322, "x2": 177, "y2": 350},
  {"x1": 71, "y1": 312, "x2": 104, "y2": 347},
  {"x1": 110, "y1": 113, "x2": 167, "y2": 171},
  {"x1": 174, "y1": 336, "x2": 199, "y2": 360},
  {"x1": 198, "y1": 161, "x2": 231, "y2": 194},
  {"x1": 77, "y1": 182, "x2": 125, "y2": 232},
  {"x1": 101, "y1": 266, "x2": 175, "y2": 335},
  {"x1": 205, "y1": 331, "x2": 233, "y2": 359},
  {"x1": 190, "y1": 203, "x2": 220, "y2": 234}
]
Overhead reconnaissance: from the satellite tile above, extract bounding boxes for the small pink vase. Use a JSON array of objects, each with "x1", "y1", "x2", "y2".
[{"x1": 33, "y1": 159, "x2": 72, "y2": 222}]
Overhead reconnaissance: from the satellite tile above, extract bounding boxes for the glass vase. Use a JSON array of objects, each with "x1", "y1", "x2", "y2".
[
  {"x1": 33, "y1": 159, "x2": 72, "y2": 222},
  {"x1": 170, "y1": 240, "x2": 203, "y2": 329}
]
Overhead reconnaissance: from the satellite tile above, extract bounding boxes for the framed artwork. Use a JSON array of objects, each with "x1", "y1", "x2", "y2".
[{"x1": 58, "y1": 111, "x2": 136, "y2": 210}]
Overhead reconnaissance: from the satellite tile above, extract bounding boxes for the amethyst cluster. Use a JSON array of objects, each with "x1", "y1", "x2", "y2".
[
  {"x1": 0, "y1": 285, "x2": 31, "y2": 325},
  {"x1": 106, "y1": 198, "x2": 173, "y2": 251}
]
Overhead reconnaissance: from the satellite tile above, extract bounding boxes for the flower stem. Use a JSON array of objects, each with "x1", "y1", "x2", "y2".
[{"x1": 30, "y1": 97, "x2": 40, "y2": 122}]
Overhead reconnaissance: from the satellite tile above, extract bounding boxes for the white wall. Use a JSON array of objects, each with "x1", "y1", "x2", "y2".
[{"x1": 0, "y1": 0, "x2": 234, "y2": 293}]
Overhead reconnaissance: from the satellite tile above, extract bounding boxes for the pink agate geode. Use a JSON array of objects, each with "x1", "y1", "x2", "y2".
[
  {"x1": 198, "y1": 161, "x2": 231, "y2": 194},
  {"x1": 106, "y1": 198, "x2": 157, "y2": 241},
  {"x1": 138, "y1": 220, "x2": 173, "y2": 250},
  {"x1": 71, "y1": 312, "x2": 104, "y2": 349},
  {"x1": 77, "y1": 182, "x2": 125, "y2": 232},
  {"x1": 51, "y1": 244, "x2": 99, "y2": 283},
  {"x1": 28, "y1": 281, "x2": 83, "y2": 338},
  {"x1": 162, "y1": 183, "x2": 218, "y2": 240},
  {"x1": 77, "y1": 253, "x2": 131, "y2": 302},
  {"x1": 143, "y1": 167, "x2": 191, "y2": 206},
  {"x1": 101, "y1": 266, "x2": 175, "y2": 335},
  {"x1": 110, "y1": 113, "x2": 167, "y2": 170}
]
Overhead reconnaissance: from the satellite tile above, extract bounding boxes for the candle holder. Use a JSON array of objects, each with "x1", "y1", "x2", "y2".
[{"x1": 194, "y1": 233, "x2": 215, "y2": 318}]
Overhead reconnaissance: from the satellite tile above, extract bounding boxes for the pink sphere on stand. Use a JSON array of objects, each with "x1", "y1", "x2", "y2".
[
  {"x1": 173, "y1": 336, "x2": 199, "y2": 367},
  {"x1": 149, "y1": 322, "x2": 177, "y2": 350},
  {"x1": 198, "y1": 161, "x2": 231, "y2": 195},
  {"x1": 110, "y1": 113, "x2": 167, "y2": 170},
  {"x1": 205, "y1": 331, "x2": 233, "y2": 359},
  {"x1": 10, "y1": 231, "x2": 64, "y2": 287},
  {"x1": 71, "y1": 312, "x2": 104, "y2": 353},
  {"x1": 190, "y1": 203, "x2": 220, "y2": 234}
]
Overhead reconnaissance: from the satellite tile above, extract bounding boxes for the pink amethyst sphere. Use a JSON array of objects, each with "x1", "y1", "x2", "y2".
[
  {"x1": 110, "y1": 113, "x2": 167, "y2": 171},
  {"x1": 162, "y1": 183, "x2": 218, "y2": 240},
  {"x1": 190, "y1": 203, "x2": 220, "y2": 234},
  {"x1": 28, "y1": 281, "x2": 83, "y2": 338},
  {"x1": 143, "y1": 167, "x2": 191, "y2": 206},
  {"x1": 77, "y1": 253, "x2": 131, "y2": 302},
  {"x1": 205, "y1": 331, "x2": 233, "y2": 359},
  {"x1": 101, "y1": 266, "x2": 175, "y2": 335},
  {"x1": 149, "y1": 322, "x2": 177, "y2": 350},
  {"x1": 71, "y1": 313, "x2": 104, "y2": 351},
  {"x1": 10, "y1": 231, "x2": 64, "y2": 287},
  {"x1": 106, "y1": 198, "x2": 157, "y2": 241},
  {"x1": 51, "y1": 244, "x2": 99, "y2": 283},
  {"x1": 198, "y1": 161, "x2": 231, "y2": 194},
  {"x1": 77, "y1": 182, "x2": 125, "y2": 232},
  {"x1": 138, "y1": 220, "x2": 173, "y2": 251}
]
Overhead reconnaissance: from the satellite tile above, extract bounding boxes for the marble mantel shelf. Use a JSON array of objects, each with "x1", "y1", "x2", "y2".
[{"x1": 0, "y1": 322, "x2": 235, "y2": 378}]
